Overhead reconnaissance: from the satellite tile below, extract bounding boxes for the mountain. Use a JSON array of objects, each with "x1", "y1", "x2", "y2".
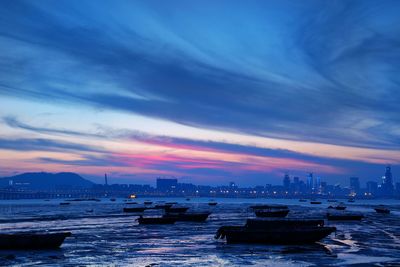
[{"x1": 0, "y1": 172, "x2": 94, "y2": 190}]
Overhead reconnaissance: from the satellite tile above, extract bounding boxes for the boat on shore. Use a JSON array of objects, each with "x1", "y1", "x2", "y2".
[
  {"x1": 255, "y1": 209, "x2": 289, "y2": 218},
  {"x1": 374, "y1": 205, "x2": 390, "y2": 214},
  {"x1": 0, "y1": 232, "x2": 71, "y2": 249},
  {"x1": 326, "y1": 212, "x2": 363, "y2": 221},
  {"x1": 163, "y1": 212, "x2": 211, "y2": 222},
  {"x1": 215, "y1": 218, "x2": 335, "y2": 244},
  {"x1": 137, "y1": 216, "x2": 177, "y2": 225}
]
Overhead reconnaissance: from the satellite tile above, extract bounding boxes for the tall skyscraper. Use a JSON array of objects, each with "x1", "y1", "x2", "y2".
[
  {"x1": 366, "y1": 181, "x2": 378, "y2": 196},
  {"x1": 307, "y1": 173, "x2": 314, "y2": 192},
  {"x1": 283, "y1": 173, "x2": 290, "y2": 191},
  {"x1": 381, "y1": 165, "x2": 394, "y2": 196}
]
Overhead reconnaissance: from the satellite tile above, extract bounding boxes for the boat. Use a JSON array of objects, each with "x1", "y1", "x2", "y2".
[
  {"x1": 165, "y1": 202, "x2": 178, "y2": 205},
  {"x1": 163, "y1": 212, "x2": 211, "y2": 222},
  {"x1": 59, "y1": 202, "x2": 70, "y2": 206},
  {"x1": 137, "y1": 216, "x2": 177, "y2": 225},
  {"x1": 125, "y1": 202, "x2": 138, "y2": 205},
  {"x1": 143, "y1": 201, "x2": 153, "y2": 205},
  {"x1": 327, "y1": 203, "x2": 346, "y2": 210},
  {"x1": 374, "y1": 205, "x2": 390, "y2": 214},
  {"x1": 255, "y1": 209, "x2": 289, "y2": 218},
  {"x1": 310, "y1": 201, "x2": 322, "y2": 204},
  {"x1": 299, "y1": 199, "x2": 307, "y2": 202},
  {"x1": 327, "y1": 199, "x2": 338, "y2": 202},
  {"x1": 110, "y1": 198, "x2": 116, "y2": 202},
  {"x1": 208, "y1": 202, "x2": 218, "y2": 206},
  {"x1": 0, "y1": 232, "x2": 71, "y2": 249},
  {"x1": 250, "y1": 204, "x2": 288, "y2": 210},
  {"x1": 186, "y1": 198, "x2": 191, "y2": 201},
  {"x1": 123, "y1": 207, "x2": 147, "y2": 212},
  {"x1": 326, "y1": 213, "x2": 363, "y2": 221},
  {"x1": 215, "y1": 219, "x2": 335, "y2": 244},
  {"x1": 165, "y1": 206, "x2": 189, "y2": 213}
]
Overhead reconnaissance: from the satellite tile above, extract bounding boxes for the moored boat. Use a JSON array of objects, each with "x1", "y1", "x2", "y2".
[
  {"x1": 310, "y1": 201, "x2": 322, "y2": 204},
  {"x1": 59, "y1": 202, "x2": 70, "y2": 206},
  {"x1": 327, "y1": 203, "x2": 346, "y2": 210},
  {"x1": 215, "y1": 218, "x2": 335, "y2": 244},
  {"x1": 374, "y1": 205, "x2": 390, "y2": 214},
  {"x1": 208, "y1": 202, "x2": 218, "y2": 206},
  {"x1": 327, "y1": 199, "x2": 338, "y2": 203},
  {"x1": 0, "y1": 232, "x2": 71, "y2": 249}
]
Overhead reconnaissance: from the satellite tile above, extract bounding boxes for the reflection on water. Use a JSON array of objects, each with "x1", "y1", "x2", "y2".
[{"x1": 0, "y1": 198, "x2": 399, "y2": 266}]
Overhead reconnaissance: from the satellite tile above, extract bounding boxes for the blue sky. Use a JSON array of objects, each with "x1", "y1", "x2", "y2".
[{"x1": 0, "y1": 0, "x2": 399, "y2": 186}]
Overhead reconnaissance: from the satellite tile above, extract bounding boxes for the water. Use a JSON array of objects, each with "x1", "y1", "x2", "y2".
[{"x1": 0, "y1": 198, "x2": 399, "y2": 266}]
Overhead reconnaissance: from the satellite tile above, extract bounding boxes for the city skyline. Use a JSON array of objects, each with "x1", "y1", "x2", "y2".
[{"x1": 1, "y1": 1, "x2": 400, "y2": 186}]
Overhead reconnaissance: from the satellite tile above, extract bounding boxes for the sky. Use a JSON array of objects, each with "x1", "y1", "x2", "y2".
[{"x1": 0, "y1": 0, "x2": 399, "y2": 186}]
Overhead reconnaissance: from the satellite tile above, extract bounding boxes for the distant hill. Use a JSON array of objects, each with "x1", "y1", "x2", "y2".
[{"x1": 0, "y1": 172, "x2": 94, "y2": 190}]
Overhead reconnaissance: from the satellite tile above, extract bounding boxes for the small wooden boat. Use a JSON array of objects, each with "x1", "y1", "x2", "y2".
[
  {"x1": 375, "y1": 206, "x2": 390, "y2": 214},
  {"x1": 310, "y1": 201, "x2": 322, "y2": 204},
  {"x1": 143, "y1": 201, "x2": 153, "y2": 205},
  {"x1": 0, "y1": 232, "x2": 71, "y2": 249},
  {"x1": 59, "y1": 202, "x2": 70, "y2": 206},
  {"x1": 250, "y1": 204, "x2": 288, "y2": 210},
  {"x1": 165, "y1": 206, "x2": 189, "y2": 213},
  {"x1": 163, "y1": 212, "x2": 211, "y2": 222},
  {"x1": 255, "y1": 209, "x2": 289, "y2": 218},
  {"x1": 137, "y1": 216, "x2": 177, "y2": 225},
  {"x1": 215, "y1": 226, "x2": 336, "y2": 244},
  {"x1": 208, "y1": 202, "x2": 218, "y2": 206},
  {"x1": 326, "y1": 213, "x2": 363, "y2": 221},
  {"x1": 123, "y1": 207, "x2": 147, "y2": 212},
  {"x1": 215, "y1": 219, "x2": 335, "y2": 244}
]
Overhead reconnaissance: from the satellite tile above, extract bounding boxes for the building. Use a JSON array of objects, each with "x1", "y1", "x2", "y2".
[
  {"x1": 349, "y1": 177, "x2": 360, "y2": 194},
  {"x1": 156, "y1": 178, "x2": 178, "y2": 192},
  {"x1": 307, "y1": 173, "x2": 314, "y2": 192},
  {"x1": 283, "y1": 174, "x2": 290, "y2": 191},
  {"x1": 381, "y1": 165, "x2": 394, "y2": 196}
]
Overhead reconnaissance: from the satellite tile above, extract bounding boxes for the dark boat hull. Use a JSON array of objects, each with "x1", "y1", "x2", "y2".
[
  {"x1": 310, "y1": 201, "x2": 322, "y2": 204},
  {"x1": 216, "y1": 227, "x2": 336, "y2": 244},
  {"x1": 375, "y1": 208, "x2": 390, "y2": 214},
  {"x1": 208, "y1": 202, "x2": 218, "y2": 206},
  {"x1": 250, "y1": 205, "x2": 288, "y2": 210},
  {"x1": 255, "y1": 209, "x2": 289, "y2": 218},
  {"x1": 0, "y1": 232, "x2": 71, "y2": 250}
]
